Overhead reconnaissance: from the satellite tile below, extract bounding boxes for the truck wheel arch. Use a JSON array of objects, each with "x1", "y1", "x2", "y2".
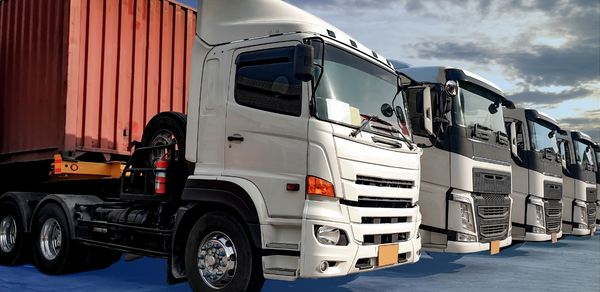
[
  {"x1": 1, "y1": 192, "x2": 47, "y2": 233},
  {"x1": 31, "y1": 194, "x2": 104, "y2": 240},
  {"x1": 170, "y1": 179, "x2": 263, "y2": 281}
]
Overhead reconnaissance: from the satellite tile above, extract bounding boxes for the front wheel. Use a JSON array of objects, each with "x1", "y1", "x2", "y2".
[{"x1": 185, "y1": 212, "x2": 264, "y2": 292}]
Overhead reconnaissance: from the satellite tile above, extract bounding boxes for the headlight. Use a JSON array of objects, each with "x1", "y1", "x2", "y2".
[
  {"x1": 578, "y1": 223, "x2": 588, "y2": 229},
  {"x1": 457, "y1": 232, "x2": 477, "y2": 242},
  {"x1": 315, "y1": 226, "x2": 340, "y2": 245},
  {"x1": 532, "y1": 227, "x2": 545, "y2": 234},
  {"x1": 535, "y1": 205, "x2": 544, "y2": 225},
  {"x1": 580, "y1": 206, "x2": 587, "y2": 222},
  {"x1": 459, "y1": 202, "x2": 475, "y2": 232}
]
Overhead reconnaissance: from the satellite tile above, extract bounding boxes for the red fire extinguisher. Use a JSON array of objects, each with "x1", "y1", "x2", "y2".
[{"x1": 155, "y1": 160, "x2": 167, "y2": 194}]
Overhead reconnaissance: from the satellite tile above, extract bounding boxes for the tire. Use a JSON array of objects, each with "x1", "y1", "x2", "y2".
[
  {"x1": 185, "y1": 212, "x2": 264, "y2": 292},
  {"x1": 32, "y1": 203, "x2": 88, "y2": 275},
  {"x1": 0, "y1": 201, "x2": 27, "y2": 266},
  {"x1": 140, "y1": 112, "x2": 188, "y2": 199}
]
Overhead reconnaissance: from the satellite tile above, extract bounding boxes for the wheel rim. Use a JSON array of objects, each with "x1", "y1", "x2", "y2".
[
  {"x1": 39, "y1": 218, "x2": 62, "y2": 261},
  {"x1": 0, "y1": 215, "x2": 17, "y2": 253},
  {"x1": 196, "y1": 231, "x2": 238, "y2": 289},
  {"x1": 150, "y1": 130, "x2": 178, "y2": 167}
]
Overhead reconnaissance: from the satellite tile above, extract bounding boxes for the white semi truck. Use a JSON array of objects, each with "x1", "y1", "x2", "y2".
[
  {"x1": 0, "y1": 0, "x2": 422, "y2": 291},
  {"x1": 395, "y1": 65, "x2": 514, "y2": 253},
  {"x1": 503, "y1": 108, "x2": 563, "y2": 241},
  {"x1": 557, "y1": 130, "x2": 597, "y2": 236}
]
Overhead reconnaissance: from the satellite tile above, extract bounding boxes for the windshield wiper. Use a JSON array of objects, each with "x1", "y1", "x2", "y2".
[{"x1": 350, "y1": 114, "x2": 389, "y2": 137}]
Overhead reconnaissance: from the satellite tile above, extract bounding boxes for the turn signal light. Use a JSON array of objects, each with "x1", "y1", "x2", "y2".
[{"x1": 307, "y1": 176, "x2": 335, "y2": 197}]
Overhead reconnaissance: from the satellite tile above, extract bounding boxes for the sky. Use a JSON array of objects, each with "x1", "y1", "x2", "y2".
[{"x1": 178, "y1": 0, "x2": 599, "y2": 142}]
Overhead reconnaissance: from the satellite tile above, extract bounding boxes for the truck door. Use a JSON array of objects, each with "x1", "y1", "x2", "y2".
[{"x1": 223, "y1": 43, "x2": 309, "y2": 218}]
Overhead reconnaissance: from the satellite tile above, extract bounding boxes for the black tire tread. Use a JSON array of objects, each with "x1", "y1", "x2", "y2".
[
  {"x1": 185, "y1": 211, "x2": 265, "y2": 292},
  {"x1": 0, "y1": 201, "x2": 27, "y2": 266},
  {"x1": 32, "y1": 203, "x2": 89, "y2": 275}
]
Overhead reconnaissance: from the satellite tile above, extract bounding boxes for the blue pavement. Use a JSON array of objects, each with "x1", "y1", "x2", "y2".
[{"x1": 1, "y1": 230, "x2": 598, "y2": 292}]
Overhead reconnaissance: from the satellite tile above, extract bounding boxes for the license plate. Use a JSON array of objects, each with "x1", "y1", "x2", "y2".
[
  {"x1": 378, "y1": 244, "x2": 399, "y2": 267},
  {"x1": 490, "y1": 240, "x2": 500, "y2": 255},
  {"x1": 551, "y1": 233, "x2": 557, "y2": 243}
]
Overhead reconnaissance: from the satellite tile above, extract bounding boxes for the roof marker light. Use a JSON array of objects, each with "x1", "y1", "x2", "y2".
[
  {"x1": 350, "y1": 40, "x2": 357, "y2": 48},
  {"x1": 372, "y1": 51, "x2": 378, "y2": 58},
  {"x1": 327, "y1": 29, "x2": 336, "y2": 38}
]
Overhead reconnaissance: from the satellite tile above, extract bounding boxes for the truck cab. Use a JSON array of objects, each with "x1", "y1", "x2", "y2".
[
  {"x1": 557, "y1": 130, "x2": 597, "y2": 235},
  {"x1": 396, "y1": 66, "x2": 513, "y2": 253},
  {"x1": 504, "y1": 108, "x2": 563, "y2": 241}
]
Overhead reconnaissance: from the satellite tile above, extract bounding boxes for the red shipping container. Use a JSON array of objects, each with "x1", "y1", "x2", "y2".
[{"x1": 0, "y1": 0, "x2": 196, "y2": 163}]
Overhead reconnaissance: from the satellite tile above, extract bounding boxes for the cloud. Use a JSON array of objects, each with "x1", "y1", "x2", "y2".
[
  {"x1": 409, "y1": 40, "x2": 599, "y2": 88},
  {"x1": 284, "y1": 0, "x2": 403, "y2": 10},
  {"x1": 558, "y1": 109, "x2": 600, "y2": 142},
  {"x1": 507, "y1": 86, "x2": 594, "y2": 105}
]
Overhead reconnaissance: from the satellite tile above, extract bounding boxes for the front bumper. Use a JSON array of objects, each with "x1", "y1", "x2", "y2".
[
  {"x1": 570, "y1": 226, "x2": 591, "y2": 236},
  {"x1": 299, "y1": 218, "x2": 421, "y2": 278},
  {"x1": 524, "y1": 230, "x2": 563, "y2": 242},
  {"x1": 444, "y1": 236, "x2": 512, "y2": 253}
]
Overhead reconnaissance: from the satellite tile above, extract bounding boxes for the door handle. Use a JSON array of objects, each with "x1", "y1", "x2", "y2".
[{"x1": 227, "y1": 136, "x2": 244, "y2": 142}]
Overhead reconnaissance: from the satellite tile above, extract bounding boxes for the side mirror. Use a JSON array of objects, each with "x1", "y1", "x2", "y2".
[
  {"x1": 381, "y1": 103, "x2": 394, "y2": 118},
  {"x1": 509, "y1": 121, "x2": 518, "y2": 158},
  {"x1": 396, "y1": 106, "x2": 406, "y2": 124},
  {"x1": 503, "y1": 99, "x2": 516, "y2": 109},
  {"x1": 416, "y1": 89, "x2": 424, "y2": 114},
  {"x1": 293, "y1": 44, "x2": 314, "y2": 82},
  {"x1": 418, "y1": 87, "x2": 433, "y2": 136}
]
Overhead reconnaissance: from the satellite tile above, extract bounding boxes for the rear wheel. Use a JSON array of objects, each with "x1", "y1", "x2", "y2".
[
  {"x1": 32, "y1": 203, "x2": 88, "y2": 275},
  {"x1": 185, "y1": 212, "x2": 264, "y2": 292},
  {"x1": 0, "y1": 201, "x2": 27, "y2": 266}
]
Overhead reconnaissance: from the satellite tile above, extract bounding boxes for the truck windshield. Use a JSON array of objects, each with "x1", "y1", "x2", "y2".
[
  {"x1": 573, "y1": 139, "x2": 594, "y2": 167},
  {"x1": 452, "y1": 82, "x2": 505, "y2": 134},
  {"x1": 311, "y1": 42, "x2": 411, "y2": 139},
  {"x1": 527, "y1": 119, "x2": 558, "y2": 153}
]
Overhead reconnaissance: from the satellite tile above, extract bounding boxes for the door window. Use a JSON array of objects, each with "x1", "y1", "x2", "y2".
[{"x1": 235, "y1": 47, "x2": 302, "y2": 116}]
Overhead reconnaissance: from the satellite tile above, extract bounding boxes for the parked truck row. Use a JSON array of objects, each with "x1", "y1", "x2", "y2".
[{"x1": 0, "y1": 1, "x2": 597, "y2": 292}]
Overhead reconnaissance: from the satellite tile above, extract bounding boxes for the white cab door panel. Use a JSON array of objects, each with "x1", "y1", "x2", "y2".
[{"x1": 223, "y1": 42, "x2": 309, "y2": 218}]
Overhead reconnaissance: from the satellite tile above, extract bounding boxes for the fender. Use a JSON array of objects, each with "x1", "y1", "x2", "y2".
[
  {"x1": 169, "y1": 178, "x2": 265, "y2": 281},
  {"x1": 182, "y1": 179, "x2": 261, "y2": 224},
  {"x1": 32, "y1": 194, "x2": 104, "y2": 239},
  {"x1": 0, "y1": 192, "x2": 46, "y2": 233}
]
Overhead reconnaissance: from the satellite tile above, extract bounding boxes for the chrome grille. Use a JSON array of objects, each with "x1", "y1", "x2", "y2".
[
  {"x1": 362, "y1": 217, "x2": 409, "y2": 224},
  {"x1": 363, "y1": 232, "x2": 408, "y2": 245},
  {"x1": 340, "y1": 196, "x2": 413, "y2": 209},
  {"x1": 472, "y1": 194, "x2": 511, "y2": 242},
  {"x1": 544, "y1": 199, "x2": 563, "y2": 234},
  {"x1": 478, "y1": 206, "x2": 509, "y2": 219},
  {"x1": 356, "y1": 175, "x2": 413, "y2": 189},
  {"x1": 546, "y1": 221, "x2": 561, "y2": 231},
  {"x1": 546, "y1": 208, "x2": 561, "y2": 216},
  {"x1": 588, "y1": 203, "x2": 596, "y2": 226},
  {"x1": 480, "y1": 224, "x2": 508, "y2": 238}
]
